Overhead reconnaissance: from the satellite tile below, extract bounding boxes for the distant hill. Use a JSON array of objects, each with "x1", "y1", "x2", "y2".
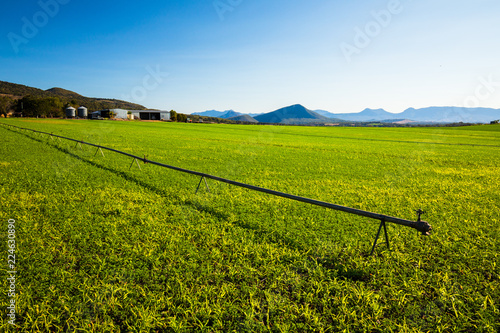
[
  {"x1": 254, "y1": 104, "x2": 331, "y2": 124},
  {"x1": 193, "y1": 110, "x2": 226, "y2": 117},
  {"x1": 221, "y1": 110, "x2": 241, "y2": 119},
  {"x1": 228, "y1": 114, "x2": 258, "y2": 123},
  {"x1": 193, "y1": 110, "x2": 242, "y2": 119},
  {"x1": 312, "y1": 109, "x2": 337, "y2": 118},
  {"x1": 248, "y1": 113, "x2": 264, "y2": 118},
  {"x1": 327, "y1": 108, "x2": 397, "y2": 122},
  {"x1": 0, "y1": 80, "x2": 147, "y2": 111},
  {"x1": 399, "y1": 107, "x2": 500, "y2": 123}
]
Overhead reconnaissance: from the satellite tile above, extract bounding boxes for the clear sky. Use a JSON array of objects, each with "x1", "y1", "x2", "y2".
[{"x1": 1, "y1": 0, "x2": 499, "y2": 114}]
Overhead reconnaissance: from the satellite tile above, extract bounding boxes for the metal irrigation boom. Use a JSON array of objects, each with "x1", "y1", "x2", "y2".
[{"x1": 1, "y1": 122, "x2": 432, "y2": 254}]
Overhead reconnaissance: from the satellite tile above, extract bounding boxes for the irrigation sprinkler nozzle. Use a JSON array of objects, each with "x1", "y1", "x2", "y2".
[{"x1": 417, "y1": 221, "x2": 432, "y2": 236}]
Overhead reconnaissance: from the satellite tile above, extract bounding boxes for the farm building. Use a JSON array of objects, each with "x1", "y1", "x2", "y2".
[
  {"x1": 129, "y1": 110, "x2": 171, "y2": 121},
  {"x1": 91, "y1": 109, "x2": 129, "y2": 119},
  {"x1": 90, "y1": 109, "x2": 171, "y2": 121},
  {"x1": 90, "y1": 111, "x2": 103, "y2": 120}
]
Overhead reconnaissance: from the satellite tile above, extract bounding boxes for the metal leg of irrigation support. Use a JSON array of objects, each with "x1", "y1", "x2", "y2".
[
  {"x1": 370, "y1": 219, "x2": 390, "y2": 256},
  {"x1": 195, "y1": 176, "x2": 210, "y2": 194},
  {"x1": 129, "y1": 158, "x2": 141, "y2": 170},
  {"x1": 94, "y1": 147, "x2": 105, "y2": 157}
]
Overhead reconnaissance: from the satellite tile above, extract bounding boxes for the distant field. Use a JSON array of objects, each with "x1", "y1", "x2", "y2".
[{"x1": 1, "y1": 119, "x2": 499, "y2": 332}]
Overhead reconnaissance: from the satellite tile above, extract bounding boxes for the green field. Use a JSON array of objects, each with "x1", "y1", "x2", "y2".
[{"x1": 1, "y1": 119, "x2": 499, "y2": 332}]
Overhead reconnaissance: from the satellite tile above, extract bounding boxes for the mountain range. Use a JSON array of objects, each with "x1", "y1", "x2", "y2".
[
  {"x1": 2, "y1": 80, "x2": 499, "y2": 124},
  {"x1": 197, "y1": 105, "x2": 500, "y2": 124},
  {"x1": 314, "y1": 107, "x2": 500, "y2": 123}
]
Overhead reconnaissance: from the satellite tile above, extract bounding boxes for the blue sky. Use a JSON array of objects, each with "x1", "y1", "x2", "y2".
[{"x1": 1, "y1": 0, "x2": 499, "y2": 114}]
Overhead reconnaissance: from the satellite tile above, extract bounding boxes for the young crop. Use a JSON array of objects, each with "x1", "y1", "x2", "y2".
[{"x1": 0, "y1": 119, "x2": 499, "y2": 332}]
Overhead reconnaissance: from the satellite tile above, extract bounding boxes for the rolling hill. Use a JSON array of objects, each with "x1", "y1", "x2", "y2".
[{"x1": 0, "y1": 80, "x2": 147, "y2": 111}]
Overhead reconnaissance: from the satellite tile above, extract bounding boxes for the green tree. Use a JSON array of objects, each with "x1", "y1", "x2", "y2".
[
  {"x1": 17, "y1": 96, "x2": 39, "y2": 117},
  {"x1": 0, "y1": 96, "x2": 14, "y2": 117},
  {"x1": 40, "y1": 97, "x2": 64, "y2": 118},
  {"x1": 170, "y1": 110, "x2": 177, "y2": 122},
  {"x1": 16, "y1": 95, "x2": 64, "y2": 117}
]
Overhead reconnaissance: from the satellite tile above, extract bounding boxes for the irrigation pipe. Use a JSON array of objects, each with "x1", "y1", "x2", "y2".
[{"x1": 1, "y1": 122, "x2": 432, "y2": 253}]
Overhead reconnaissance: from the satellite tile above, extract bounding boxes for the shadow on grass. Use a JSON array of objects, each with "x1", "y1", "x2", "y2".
[
  {"x1": 7, "y1": 126, "x2": 232, "y2": 221},
  {"x1": 315, "y1": 257, "x2": 372, "y2": 282}
]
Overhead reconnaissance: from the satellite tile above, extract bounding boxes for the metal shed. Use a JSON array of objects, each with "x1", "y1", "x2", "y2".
[
  {"x1": 92, "y1": 109, "x2": 129, "y2": 119},
  {"x1": 130, "y1": 110, "x2": 171, "y2": 121}
]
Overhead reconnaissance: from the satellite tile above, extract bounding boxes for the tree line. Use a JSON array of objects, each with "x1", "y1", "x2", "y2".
[
  {"x1": 169, "y1": 110, "x2": 236, "y2": 124},
  {"x1": 0, "y1": 95, "x2": 66, "y2": 118},
  {"x1": 0, "y1": 96, "x2": 16, "y2": 117}
]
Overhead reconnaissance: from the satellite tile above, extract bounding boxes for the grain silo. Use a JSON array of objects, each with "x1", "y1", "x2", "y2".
[
  {"x1": 78, "y1": 106, "x2": 88, "y2": 118},
  {"x1": 66, "y1": 107, "x2": 76, "y2": 118}
]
